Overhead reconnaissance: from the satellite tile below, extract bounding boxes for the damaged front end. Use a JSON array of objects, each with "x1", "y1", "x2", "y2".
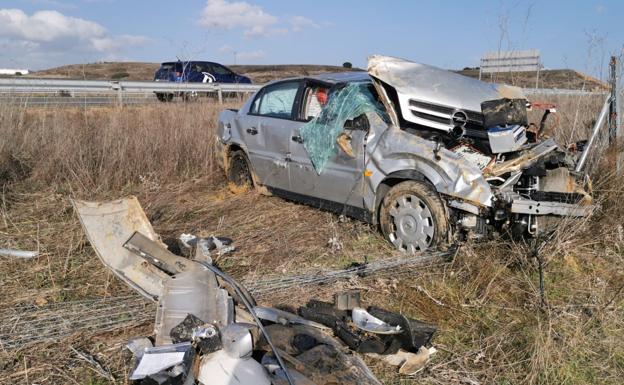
[
  {"x1": 367, "y1": 55, "x2": 593, "y2": 239},
  {"x1": 72, "y1": 197, "x2": 438, "y2": 384}
]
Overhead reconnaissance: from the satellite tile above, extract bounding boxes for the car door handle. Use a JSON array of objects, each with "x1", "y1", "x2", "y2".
[
  {"x1": 246, "y1": 127, "x2": 258, "y2": 135},
  {"x1": 291, "y1": 135, "x2": 304, "y2": 143}
]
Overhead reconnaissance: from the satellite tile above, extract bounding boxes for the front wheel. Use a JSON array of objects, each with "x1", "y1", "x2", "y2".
[
  {"x1": 227, "y1": 150, "x2": 253, "y2": 188},
  {"x1": 379, "y1": 180, "x2": 449, "y2": 253}
]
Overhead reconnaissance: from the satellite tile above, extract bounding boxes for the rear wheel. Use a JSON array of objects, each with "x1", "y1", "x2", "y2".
[
  {"x1": 227, "y1": 150, "x2": 253, "y2": 188},
  {"x1": 156, "y1": 93, "x2": 173, "y2": 102},
  {"x1": 379, "y1": 180, "x2": 449, "y2": 252}
]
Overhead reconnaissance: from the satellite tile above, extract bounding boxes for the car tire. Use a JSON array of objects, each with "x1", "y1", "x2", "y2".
[
  {"x1": 156, "y1": 93, "x2": 173, "y2": 102},
  {"x1": 379, "y1": 180, "x2": 449, "y2": 253},
  {"x1": 227, "y1": 150, "x2": 253, "y2": 188}
]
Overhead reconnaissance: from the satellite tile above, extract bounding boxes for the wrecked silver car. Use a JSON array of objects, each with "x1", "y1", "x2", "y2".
[{"x1": 217, "y1": 55, "x2": 593, "y2": 252}]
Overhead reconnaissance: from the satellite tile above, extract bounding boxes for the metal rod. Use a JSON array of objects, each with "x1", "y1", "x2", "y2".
[
  {"x1": 575, "y1": 93, "x2": 613, "y2": 172},
  {"x1": 0, "y1": 248, "x2": 39, "y2": 259}
]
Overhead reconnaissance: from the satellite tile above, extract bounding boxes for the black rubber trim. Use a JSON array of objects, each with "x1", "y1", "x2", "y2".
[{"x1": 267, "y1": 187, "x2": 373, "y2": 223}]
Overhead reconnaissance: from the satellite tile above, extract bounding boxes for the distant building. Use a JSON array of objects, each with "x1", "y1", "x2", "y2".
[{"x1": 0, "y1": 68, "x2": 30, "y2": 76}]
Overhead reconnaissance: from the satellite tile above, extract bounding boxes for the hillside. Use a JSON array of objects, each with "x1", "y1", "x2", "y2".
[
  {"x1": 29, "y1": 61, "x2": 607, "y2": 90},
  {"x1": 30, "y1": 62, "x2": 358, "y2": 83},
  {"x1": 458, "y1": 68, "x2": 607, "y2": 91}
]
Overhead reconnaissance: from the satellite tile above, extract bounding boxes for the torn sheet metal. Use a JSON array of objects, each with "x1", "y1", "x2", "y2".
[
  {"x1": 300, "y1": 82, "x2": 387, "y2": 173},
  {"x1": 487, "y1": 138, "x2": 558, "y2": 177},
  {"x1": 71, "y1": 197, "x2": 169, "y2": 300},
  {"x1": 368, "y1": 55, "x2": 525, "y2": 133},
  {"x1": 352, "y1": 307, "x2": 402, "y2": 335}
]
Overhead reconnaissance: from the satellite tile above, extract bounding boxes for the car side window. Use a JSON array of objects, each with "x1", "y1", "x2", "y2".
[
  {"x1": 252, "y1": 81, "x2": 300, "y2": 119},
  {"x1": 210, "y1": 64, "x2": 233, "y2": 76}
]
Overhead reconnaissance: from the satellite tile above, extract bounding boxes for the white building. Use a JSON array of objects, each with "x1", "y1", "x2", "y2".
[{"x1": 0, "y1": 68, "x2": 30, "y2": 75}]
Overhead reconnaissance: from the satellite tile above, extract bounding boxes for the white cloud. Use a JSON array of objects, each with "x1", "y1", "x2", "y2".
[
  {"x1": 199, "y1": 0, "x2": 278, "y2": 38},
  {"x1": 199, "y1": 0, "x2": 317, "y2": 38},
  {"x1": 236, "y1": 49, "x2": 266, "y2": 61},
  {"x1": 0, "y1": 9, "x2": 105, "y2": 43},
  {"x1": 0, "y1": 8, "x2": 148, "y2": 68},
  {"x1": 218, "y1": 44, "x2": 234, "y2": 54},
  {"x1": 290, "y1": 16, "x2": 319, "y2": 32}
]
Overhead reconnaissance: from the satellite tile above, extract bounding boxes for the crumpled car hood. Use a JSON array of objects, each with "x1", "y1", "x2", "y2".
[{"x1": 367, "y1": 55, "x2": 526, "y2": 130}]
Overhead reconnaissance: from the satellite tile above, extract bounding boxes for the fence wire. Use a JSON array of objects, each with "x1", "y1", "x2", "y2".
[{"x1": 0, "y1": 250, "x2": 452, "y2": 351}]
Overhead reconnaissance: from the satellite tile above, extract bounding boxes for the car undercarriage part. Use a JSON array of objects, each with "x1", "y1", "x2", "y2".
[
  {"x1": 73, "y1": 197, "x2": 445, "y2": 384},
  {"x1": 299, "y1": 82, "x2": 387, "y2": 173}
]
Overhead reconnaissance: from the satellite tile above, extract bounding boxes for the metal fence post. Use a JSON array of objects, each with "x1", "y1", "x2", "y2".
[
  {"x1": 609, "y1": 56, "x2": 617, "y2": 143},
  {"x1": 217, "y1": 86, "x2": 223, "y2": 104},
  {"x1": 616, "y1": 56, "x2": 623, "y2": 176}
]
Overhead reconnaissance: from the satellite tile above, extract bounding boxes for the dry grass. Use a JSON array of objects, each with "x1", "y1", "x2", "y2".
[
  {"x1": 1, "y1": 94, "x2": 623, "y2": 384},
  {"x1": 28, "y1": 62, "x2": 356, "y2": 83}
]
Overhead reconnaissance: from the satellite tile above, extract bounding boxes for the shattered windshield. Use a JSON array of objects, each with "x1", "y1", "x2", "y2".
[{"x1": 300, "y1": 82, "x2": 387, "y2": 173}]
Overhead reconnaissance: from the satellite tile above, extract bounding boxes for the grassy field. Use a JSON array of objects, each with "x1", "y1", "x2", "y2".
[{"x1": 1, "y1": 94, "x2": 623, "y2": 384}]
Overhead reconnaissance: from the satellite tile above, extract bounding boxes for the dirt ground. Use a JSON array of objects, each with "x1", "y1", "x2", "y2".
[{"x1": 1, "y1": 97, "x2": 623, "y2": 384}]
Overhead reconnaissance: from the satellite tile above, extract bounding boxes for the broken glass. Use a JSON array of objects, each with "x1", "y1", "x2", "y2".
[{"x1": 300, "y1": 82, "x2": 387, "y2": 173}]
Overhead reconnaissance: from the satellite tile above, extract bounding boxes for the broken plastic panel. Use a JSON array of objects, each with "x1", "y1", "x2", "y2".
[{"x1": 300, "y1": 82, "x2": 387, "y2": 173}]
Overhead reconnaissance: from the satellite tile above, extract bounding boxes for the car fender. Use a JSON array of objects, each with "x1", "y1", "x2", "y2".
[{"x1": 364, "y1": 127, "x2": 493, "y2": 213}]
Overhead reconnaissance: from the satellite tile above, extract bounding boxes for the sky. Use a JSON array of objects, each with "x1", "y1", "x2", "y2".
[{"x1": 0, "y1": 0, "x2": 622, "y2": 78}]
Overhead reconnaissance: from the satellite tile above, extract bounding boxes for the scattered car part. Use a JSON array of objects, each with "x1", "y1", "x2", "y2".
[
  {"x1": 352, "y1": 307, "x2": 402, "y2": 334},
  {"x1": 254, "y1": 306, "x2": 331, "y2": 331},
  {"x1": 372, "y1": 346, "x2": 437, "y2": 376},
  {"x1": 197, "y1": 349, "x2": 272, "y2": 385},
  {"x1": 334, "y1": 290, "x2": 361, "y2": 311},
  {"x1": 73, "y1": 197, "x2": 398, "y2": 385},
  {"x1": 0, "y1": 248, "x2": 39, "y2": 259},
  {"x1": 129, "y1": 342, "x2": 192, "y2": 380}
]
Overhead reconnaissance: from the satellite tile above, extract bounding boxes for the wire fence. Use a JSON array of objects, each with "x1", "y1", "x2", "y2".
[{"x1": 0, "y1": 250, "x2": 452, "y2": 351}]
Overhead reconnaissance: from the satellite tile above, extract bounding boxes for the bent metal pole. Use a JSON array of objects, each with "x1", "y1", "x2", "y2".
[{"x1": 575, "y1": 93, "x2": 613, "y2": 172}]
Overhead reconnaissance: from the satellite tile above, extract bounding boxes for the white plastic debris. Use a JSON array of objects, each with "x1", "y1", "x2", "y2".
[
  {"x1": 351, "y1": 307, "x2": 402, "y2": 334},
  {"x1": 129, "y1": 342, "x2": 191, "y2": 380},
  {"x1": 0, "y1": 248, "x2": 39, "y2": 259}
]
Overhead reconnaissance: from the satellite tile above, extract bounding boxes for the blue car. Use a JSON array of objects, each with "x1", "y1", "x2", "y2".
[{"x1": 154, "y1": 60, "x2": 252, "y2": 101}]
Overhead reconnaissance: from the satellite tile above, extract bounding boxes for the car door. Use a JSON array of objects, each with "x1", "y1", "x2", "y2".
[
  {"x1": 209, "y1": 63, "x2": 236, "y2": 83},
  {"x1": 240, "y1": 80, "x2": 303, "y2": 191},
  {"x1": 288, "y1": 83, "x2": 367, "y2": 209}
]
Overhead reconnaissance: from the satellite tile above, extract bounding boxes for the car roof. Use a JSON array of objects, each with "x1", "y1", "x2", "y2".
[
  {"x1": 308, "y1": 71, "x2": 370, "y2": 83},
  {"x1": 160, "y1": 61, "x2": 222, "y2": 66},
  {"x1": 264, "y1": 71, "x2": 370, "y2": 87}
]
